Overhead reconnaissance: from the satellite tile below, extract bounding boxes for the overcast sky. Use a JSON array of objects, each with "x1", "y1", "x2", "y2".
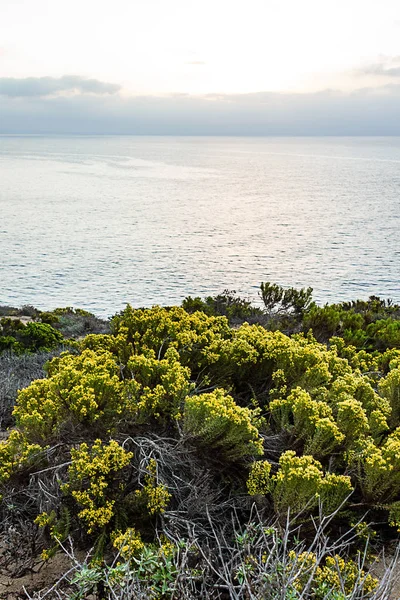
[{"x1": 1, "y1": 0, "x2": 400, "y2": 134}]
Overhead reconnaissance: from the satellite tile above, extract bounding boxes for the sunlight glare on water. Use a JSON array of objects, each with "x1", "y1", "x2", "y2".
[{"x1": 0, "y1": 135, "x2": 399, "y2": 316}]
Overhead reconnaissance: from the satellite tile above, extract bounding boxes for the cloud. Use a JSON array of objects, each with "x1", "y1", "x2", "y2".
[
  {"x1": 0, "y1": 75, "x2": 121, "y2": 98},
  {"x1": 358, "y1": 57, "x2": 400, "y2": 78},
  {"x1": 2, "y1": 82, "x2": 400, "y2": 135}
]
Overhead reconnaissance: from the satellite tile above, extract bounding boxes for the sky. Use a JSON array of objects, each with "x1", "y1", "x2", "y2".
[{"x1": 1, "y1": 0, "x2": 400, "y2": 134}]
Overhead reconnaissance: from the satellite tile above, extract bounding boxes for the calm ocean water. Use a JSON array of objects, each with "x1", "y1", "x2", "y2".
[{"x1": 0, "y1": 136, "x2": 399, "y2": 317}]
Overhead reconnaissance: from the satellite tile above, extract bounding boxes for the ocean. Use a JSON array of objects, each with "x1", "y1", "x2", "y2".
[{"x1": 0, "y1": 135, "x2": 399, "y2": 317}]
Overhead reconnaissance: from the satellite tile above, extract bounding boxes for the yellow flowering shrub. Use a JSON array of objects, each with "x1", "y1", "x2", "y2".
[
  {"x1": 247, "y1": 460, "x2": 272, "y2": 495},
  {"x1": 205, "y1": 323, "x2": 270, "y2": 381},
  {"x1": 125, "y1": 348, "x2": 193, "y2": 422},
  {"x1": 349, "y1": 429, "x2": 400, "y2": 502},
  {"x1": 329, "y1": 336, "x2": 380, "y2": 373},
  {"x1": 14, "y1": 350, "x2": 124, "y2": 439},
  {"x1": 0, "y1": 430, "x2": 43, "y2": 484},
  {"x1": 379, "y1": 367, "x2": 400, "y2": 427},
  {"x1": 336, "y1": 396, "x2": 370, "y2": 444},
  {"x1": 329, "y1": 374, "x2": 391, "y2": 421},
  {"x1": 270, "y1": 451, "x2": 353, "y2": 517},
  {"x1": 111, "y1": 305, "x2": 231, "y2": 371},
  {"x1": 184, "y1": 389, "x2": 263, "y2": 460},
  {"x1": 111, "y1": 527, "x2": 144, "y2": 559},
  {"x1": 288, "y1": 550, "x2": 378, "y2": 598},
  {"x1": 63, "y1": 439, "x2": 133, "y2": 534},
  {"x1": 79, "y1": 333, "x2": 116, "y2": 353},
  {"x1": 205, "y1": 325, "x2": 347, "y2": 396},
  {"x1": 270, "y1": 387, "x2": 344, "y2": 457},
  {"x1": 369, "y1": 408, "x2": 390, "y2": 440}
]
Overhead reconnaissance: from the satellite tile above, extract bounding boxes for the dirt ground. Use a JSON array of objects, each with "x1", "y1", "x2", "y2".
[{"x1": 0, "y1": 553, "x2": 74, "y2": 599}]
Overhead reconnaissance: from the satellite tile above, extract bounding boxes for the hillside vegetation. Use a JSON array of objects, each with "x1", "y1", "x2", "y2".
[{"x1": 0, "y1": 285, "x2": 399, "y2": 599}]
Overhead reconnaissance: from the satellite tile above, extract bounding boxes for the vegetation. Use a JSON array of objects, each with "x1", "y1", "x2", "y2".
[{"x1": 0, "y1": 283, "x2": 399, "y2": 598}]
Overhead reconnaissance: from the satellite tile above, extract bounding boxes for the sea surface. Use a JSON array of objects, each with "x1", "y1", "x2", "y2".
[{"x1": 0, "y1": 135, "x2": 399, "y2": 317}]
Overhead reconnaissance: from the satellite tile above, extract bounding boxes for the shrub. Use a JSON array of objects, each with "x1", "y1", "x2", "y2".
[
  {"x1": 62, "y1": 439, "x2": 133, "y2": 534},
  {"x1": 349, "y1": 430, "x2": 400, "y2": 503},
  {"x1": 111, "y1": 305, "x2": 230, "y2": 372},
  {"x1": 336, "y1": 396, "x2": 370, "y2": 444},
  {"x1": 270, "y1": 387, "x2": 344, "y2": 457},
  {"x1": 268, "y1": 451, "x2": 352, "y2": 518},
  {"x1": 379, "y1": 367, "x2": 400, "y2": 427},
  {"x1": 303, "y1": 304, "x2": 341, "y2": 341},
  {"x1": 366, "y1": 318, "x2": 400, "y2": 350},
  {"x1": 0, "y1": 319, "x2": 64, "y2": 354},
  {"x1": 14, "y1": 349, "x2": 124, "y2": 439},
  {"x1": 19, "y1": 322, "x2": 64, "y2": 351},
  {"x1": 0, "y1": 430, "x2": 43, "y2": 484},
  {"x1": 126, "y1": 348, "x2": 193, "y2": 423},
  {"x1": 183, "y1": 289, "x2": 264, "y2": 324},
  {"x1": 184, "y1": 389, "x2": 263, "y2": 460},
  {"x1": 260, "y1": 281, "x2": 313, "y2": 317}
]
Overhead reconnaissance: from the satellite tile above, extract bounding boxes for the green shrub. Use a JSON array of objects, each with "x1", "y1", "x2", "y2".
[
  {"x1": 247, "y1": 451, "x2": 352, "y2": 518},
  {"x1": 379, "y1": 367, "x2": 400, "y2": 427},
  {"x1": 270, "y1": 387, "x2": 344, "y2": 457},
  {"x1": 349, "y1": 430, "x2": 400, "y2": 502},
  {"x1": 303, "y1": 305, "x2": 341, "y2": 341},
  {"x1": 19, "y1": 322, "x2": 63, "y2": 351},
  {"x1": 271, "y1": 451, "x2": 353, "y2": 517},
  {"x1": 260, "y1": 281, "x2": 313, "y2": 317},
  {"x1": 183, "y1": 289, "x2": 264, "y2": 324},
  {"x1": 184, "y1": 388, "x2": 263, "y2": 460}
]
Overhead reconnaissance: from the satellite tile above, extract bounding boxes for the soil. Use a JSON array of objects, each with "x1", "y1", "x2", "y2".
[{"x1": 0, "y1": 552, "x2": 74, "y2": 599}]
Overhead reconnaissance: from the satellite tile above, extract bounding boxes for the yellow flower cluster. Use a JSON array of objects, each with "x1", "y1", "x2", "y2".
[
  {"x1": 336, "y1": 396, "x2": 370, "y2": 443},
  {"x1": 14, "y1": 350, "x2": 124, "y2": 439},
  {"x1": 247, "y1": 460, "x2": 272, "y2": 495},
  {"x1": 111, "y1": 304, "x2": 231, "y2": 370},
  {"x1": 64, "y1": 439, "x2": 132, "y2": 534},
  {"x1": 0, "y1": 430, "x2": 43, "y2": 484},
  {"x1": 111, "y1": 527, "x2": 144, "y2": 559},
  {"x1": 184, "y1": 389, "x2": 263, "y2": 460},
  {"x1": 270, "y1": 387, "x2": 344, "y2": 457},
  {"x1": 315, "y1": 555, "x2": 378, "y2": 595},
  {"x1": 331, "y1": 374, "x2": 390, "y2": 437},
  {"x1": 35, "y1": 511, "x2": 54, "y2": 528},
  {"x1": 126, "y1": 348, "x2": 193, "y2": 422},
  {"x1": 379, "y1": 367, "x2": 400, "y2": 427},
  {"x1": 288, "y1": 550, "x2": 378, "y2": 596},
  {"x1": 264, "y1": 451, "x2": 352, "y2": 518},
  {"x1": 349, "y1": 429, "x2": 400, "y2": 503},
  {"x1": 135, "y1": 458, "x2": 171, "y2": 515}
]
